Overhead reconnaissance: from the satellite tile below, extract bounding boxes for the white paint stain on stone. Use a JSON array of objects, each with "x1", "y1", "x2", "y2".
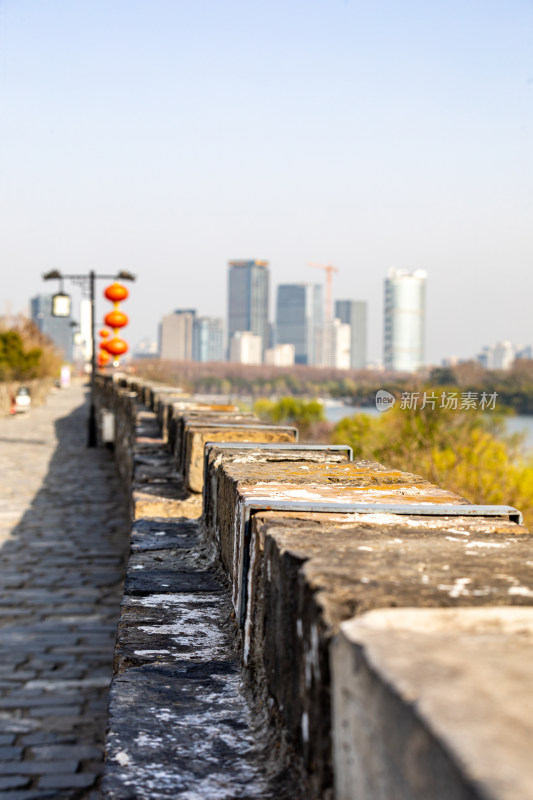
[
  {"x1": 138, "y1": 613, "x2": 227, "y2": 662},
  {"x1": 301, "y1": 711, "x2": 309, "y2": 743},
  {"x1": 438, "y1": 578, "x2": 472, "y2": 598},
  {"x1": 134, "y1": 593, "x2": 222, "y2": 607},
  {"x1": 311, "y1": 624, "x2": 320, "y2": 682},
  {"x1": 120, "y1": 676, "x2": 272, "y2": 798},
  {"x1": 232, "y1": 497, "x2": 244, "y2": 610},
  {"x1": 509, "y1": 586, "x2": 533, "y2": 598},
  {"x1": 465, "y1": 541, "x2": 507, "y2": 548},
  {"x1": 133, "y1": 650, "x2": 171, "y2": 656},
  {"x1": 114, "y1": 750, "x2": 132, "y2": 767},
  {"x1": 243, "y1": 530, "x2": 257, "y2": 664}
]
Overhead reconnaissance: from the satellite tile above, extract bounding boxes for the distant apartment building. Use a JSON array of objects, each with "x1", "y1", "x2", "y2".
[
  {"x1": 159, "y1": 309, "x2": 195, "y2": 360},
  {"x1": 335, "y1": 299, "x2": 367, "y2": 369},
  {"x1": 477, "y1": 342, "x2": 514, "y2": 371},
  {"x1": 227, "y1": 260, "x2": 269, "y2": 355},
  {"x1": 315, "y1": 319, "x2": 351, "y2": 369},
  {"x1": 133, "y1": 338, "x2": 159, "y2": 359},
  {"x1": 30, "y1": 294, "x2": 73, "y2": 361},
  {"x1": 275, "y1": 283, "x2": 323, "y2": 365},
  {"x1": 264, "y1": 343, "x2": 295, "y2": 367},
  {"x1": 193, "y1": 317, "x2": 225, "y2": 362},
  {"x1": 229, "y1": 331, "x2": 262, "y2": 365},
  {"x1": 476, "y1": 341, "x2": 532, "y2": 370},
  {"x1": 517, "y1": 345, "x2": 533, "y2": 361},
  {"x1": 383, "y1": 268, "x2": 426, "y2": 372}
]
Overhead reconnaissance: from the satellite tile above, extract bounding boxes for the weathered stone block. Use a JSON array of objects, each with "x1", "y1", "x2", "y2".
[
  {"x1": 331, "y1": 607, "x2": 533, "y2": 800},
  {"x1": 167, "y1": 403, "x2": 240, "y2": 455},
  {"x1": 203, "y1": 444, "x2": 352, "y2": 534},
  {"x1": 172, "y1": 411, "x2": 258, "y2": 469},
  {"x1": 211, "y1": 459, "x2": 467, "y2": 626},
  {"x1": 184, "y1": 423, "x2": 297, "y2": 493},
  {"x1": 131, "y1": 491, "x2": 203, "y2": 520},
  {"x1": 251, "y1": 512, "x2": 531, "y2": 797}
]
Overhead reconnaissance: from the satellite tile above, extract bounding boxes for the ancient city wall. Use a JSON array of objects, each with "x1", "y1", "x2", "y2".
[{"x1": 96, "y1": 373, "x2": 533, "y2": 800}]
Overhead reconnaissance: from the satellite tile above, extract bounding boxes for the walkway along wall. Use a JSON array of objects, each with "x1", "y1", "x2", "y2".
[{"x1": 96, "y1": 373, "x2": 533, "y2": 800}]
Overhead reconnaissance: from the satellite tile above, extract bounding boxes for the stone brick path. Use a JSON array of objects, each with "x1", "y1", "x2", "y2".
[{"x1": 0, "y1": 383, "x2": 130, "y2": 799}]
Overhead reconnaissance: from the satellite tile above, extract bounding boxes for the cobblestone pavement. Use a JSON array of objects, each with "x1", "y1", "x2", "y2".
[{"x1": 0, "y1": 383, "x2": 130, "y2": 799}]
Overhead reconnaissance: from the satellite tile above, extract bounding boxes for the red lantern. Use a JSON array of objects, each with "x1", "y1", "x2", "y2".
[
  {"x1": 99, "y1": 351, "x2": 112, "y2": 367},
  {"x1": 99, "y1": 328, "x2": 111, "y2": 339},
  {"x1": 104, "y1": 337, "x2": 128, "y2": 356},
  {"x1": 104, "y1": 310, "x2": 129, "y2": 329},
  {"x1": 104, "y1": 283, "x2": 129, "y2": 303}
]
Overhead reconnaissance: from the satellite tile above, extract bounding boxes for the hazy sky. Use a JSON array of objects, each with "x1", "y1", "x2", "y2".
[{"x1": 1, "y1": 0, "x2": 532, "y2": 365}]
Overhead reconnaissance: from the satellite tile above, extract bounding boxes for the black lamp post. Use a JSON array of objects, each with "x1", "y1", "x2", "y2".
[{"x1": 42, "y1": 269, "x2": 136, "y2": 447}]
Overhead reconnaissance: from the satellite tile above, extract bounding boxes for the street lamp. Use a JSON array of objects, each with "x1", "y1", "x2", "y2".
[
  {"x1": 51, "y1": 292, "x2": 71, "y2": 317},
  {"x1": 42, "y1": 269, "x2": 136, "y2": 447}
]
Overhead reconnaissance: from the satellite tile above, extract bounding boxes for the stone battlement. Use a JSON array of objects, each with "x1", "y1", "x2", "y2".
[{"x1": 97, "y1": 373, "x2": 533, "y2": 800}]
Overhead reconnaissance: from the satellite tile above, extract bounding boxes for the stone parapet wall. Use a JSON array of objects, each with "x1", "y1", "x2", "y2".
[{"x1": 97, "y1": 373, "x2": 533, "y2": 800}]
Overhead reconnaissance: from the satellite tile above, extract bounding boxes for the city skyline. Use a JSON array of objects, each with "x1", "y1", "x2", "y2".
[
  {"x1": 1, "y1": 2, "x2": 531, "y2": 365},
  {"x1": 23, "y1": 260, "x2": 533, "y2": 371}
]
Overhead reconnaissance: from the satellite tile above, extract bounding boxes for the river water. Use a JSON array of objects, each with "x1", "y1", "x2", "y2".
[{"x1": 323, "y1": 403, "x2": 533, "y2": 453}]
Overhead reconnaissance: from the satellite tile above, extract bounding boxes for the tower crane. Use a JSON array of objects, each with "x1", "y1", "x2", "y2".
[{"x1": 308, "y1": 262, "x2": 339, "y2": 322}]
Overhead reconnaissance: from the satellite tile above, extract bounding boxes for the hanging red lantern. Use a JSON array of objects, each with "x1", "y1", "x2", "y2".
[
  {"x1": 102, "y1": 281, "x2": 130, "y2": 364},
  {"x1": 99, "y1": 350, "x2": 112, "y2": 367},
  {"x1": 99, "y1": 328, "x2": 111, "y2": 339},
  {"x1": 104, "y1": 310, "x2": 129, "y2": 329},
  {"x1": 104, "y1": 337, "x2": 128, "y2": 356},
  {"x1": 104, "y1": 283, "x2": 129, "y2": 303}
]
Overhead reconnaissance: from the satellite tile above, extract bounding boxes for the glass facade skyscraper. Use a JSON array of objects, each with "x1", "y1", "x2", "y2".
[
  {"x1": 30, "y1": 294, "x2": 73, "y2": 361},
  {"x1": 383, "y1": 269, "x2": 426, "y2": 372},
  {"x1": 193, "y1": 317, "x2": 225, "y2": 362},
  {"x1": 335, "y1": 300, "x2": 367, "y2": 370},
  {"x1": 276, "y1": 283, "x2": 323, "y2": 365},
  {"x1": 227, "y1": 260, "x2": 270, "y2": 356}
]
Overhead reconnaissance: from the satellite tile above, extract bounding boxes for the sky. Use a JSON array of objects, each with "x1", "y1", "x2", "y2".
[{"x1": 1, "y1": 0, "x2": 532, "y2": 366}]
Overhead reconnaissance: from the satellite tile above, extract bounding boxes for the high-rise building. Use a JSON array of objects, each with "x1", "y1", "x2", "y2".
[
  {"x1": 229, "y1": 331, "x2": 262, "y2": 365},
  {"x1": 477, "y1": 341, "x2": 517, "y2": 370},
  {"x1": 264, "y1": 344, "x2": 295, "y2": 367},
  {"x1": 227, "y1": 260, "x2": 269, "y2": 355},
  {"x1": 159, "y1": 309, "x2": 196, "y2": 360},
  {"x1": 383, "y1": 269, "x2": 426, "y2": 372},
  {"x1": 193, "y1": 317, "x2": 225, "y2": 362},
  {"x1": 133, "y1": 338, "x2": 159, "y2": 360},
  {"x1": 275, "y1": 283, "x2": 323, "y2": 365},
  {"x1": 335, "y1": 300, "x2": 367, "y2": 370},
  {"x1": 30, "y1": 294, "x2": 73, "y2": 361},
  {"x1": 315, "y1": 318, "x2": 351, "y2": 369}
]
